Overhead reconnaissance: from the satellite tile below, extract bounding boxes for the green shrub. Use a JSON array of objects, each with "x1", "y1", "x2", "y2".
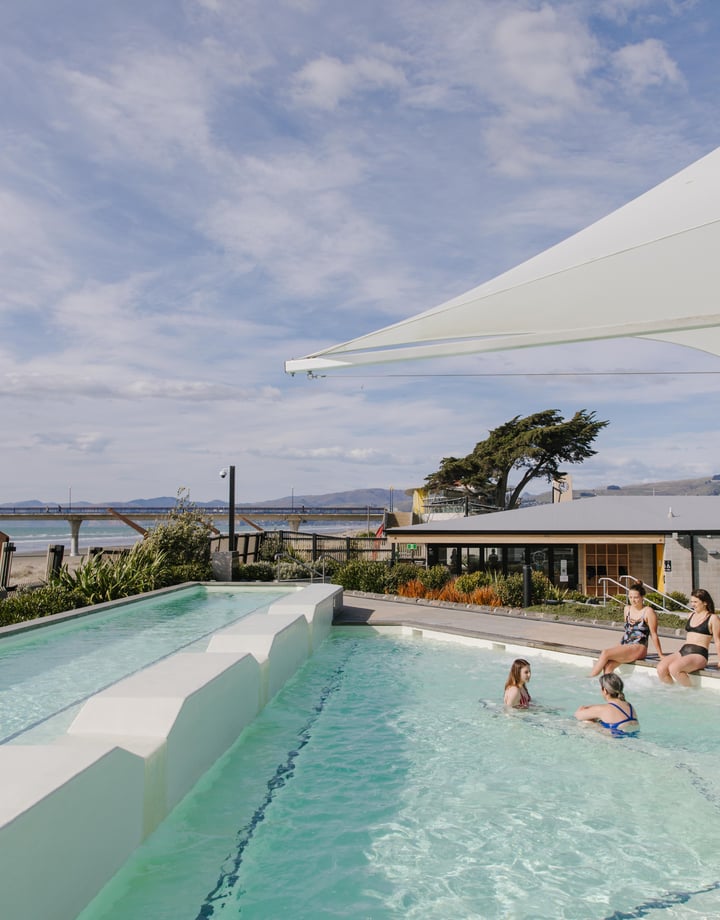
[
  {"x1": 333, "y1": 560, "x2": 389, "y2": 593},
  {"x1": 165, "y1": 562, "x2": 213, "y2": 584},
  {"x1": 418, "y1": 565, "x2": 452, "y2": 591},
  {"x1": 276, "y1": 560, "x2": 311, "y2": 580},
  {"x1": 257, "y1": 533, "x2": 283, "y2": 563},
  {"x1": 53, "y1": 543, "x2": 169, "y2": 604},
  {"x1": 564, "y1": 589, "x2": 590, "y2": 603},
  {"x1": 530, "y1": 571, "x2": 556, "y2": 601},
  {"x1": 0, "y1": 583, "x2": 84, "y2": 626},
  {"x1": 385, "y1": 563, "x2": 422, "y2": 594},
  {"x1": 455, "y1": 571, "x2": 492, "y2": 596},
  {"x1": 644, "y1": 590, "x2": 689, "y2": 612},
  {"x1": 667, "y1": 590, "x2": 690, "y2": 611},
  {"x1": 315, "y1": 556, "x2": 343, "y2": 579},
  {"x1": 492, "y1": 573, "x2": 524, "y2": 607},
  {"x1": 234, "y1": 562, "x2": 275, "y2": 582},
  {"x1": 143, "y1": 488, "x2": 214, "y2": 567}
]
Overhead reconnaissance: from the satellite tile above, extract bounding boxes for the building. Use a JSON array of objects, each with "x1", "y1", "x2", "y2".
[{"x1": 386, "y1": 496, "x2": 720, "y2": 600}]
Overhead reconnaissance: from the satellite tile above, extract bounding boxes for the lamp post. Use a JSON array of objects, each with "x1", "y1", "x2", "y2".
[
  {"x1": 213, "y1": 466, "x2": 237, "y2": 582},
  {"x1": 226, "y1": 465, "x2": 236, "y2": 552}
]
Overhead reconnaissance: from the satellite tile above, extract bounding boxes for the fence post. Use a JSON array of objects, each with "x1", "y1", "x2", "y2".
[
  {"x1": 46, "y1": 544, "x2": 65, "y2": 581},
  {"x1": 312, "y1": 533, "x2": 318, "y2": 562},
  {"x1": 0, "y1": 542, "x2": 16, "y2": 588}
]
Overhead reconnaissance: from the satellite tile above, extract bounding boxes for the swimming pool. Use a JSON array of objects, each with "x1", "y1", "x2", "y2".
[
  {"x1": 76, "y1": 629, "x2": 720, "y2": 920},
  {"x1": 0, "y1": 585, "x2": 291, "y2": 744}
]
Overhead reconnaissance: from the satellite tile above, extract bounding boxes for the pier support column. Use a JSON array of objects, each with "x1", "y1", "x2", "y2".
[
  {"x1": 287, "y1": 515, "x2": 302, "y2": 533},
  {"x1": 68, "y1": 517, "x2": 82, "y2": 557}
]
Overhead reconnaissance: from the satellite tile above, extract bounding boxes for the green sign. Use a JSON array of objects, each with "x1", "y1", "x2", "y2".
[{"x1": 406, "y1": 543, "x2": 418, "y2": 550}]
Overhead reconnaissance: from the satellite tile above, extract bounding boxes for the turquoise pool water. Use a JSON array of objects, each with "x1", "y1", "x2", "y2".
[
  {"x1": 77, "y1": 630, "x2": 720, "y2": 919},
  {"x1": 0, "y1": 586, "x2": 289, "y2": 744}
]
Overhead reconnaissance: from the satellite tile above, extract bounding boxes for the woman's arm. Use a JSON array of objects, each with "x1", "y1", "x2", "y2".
[
  {"x1": 646, "y1": 607, "x2": 664, "y2": 658},
  {"x1": 574, "y1": 704, "x2": 604, "y2": 722},
  {"x1": 504, "y1": 686, "x2": 521, "y2": 707}
]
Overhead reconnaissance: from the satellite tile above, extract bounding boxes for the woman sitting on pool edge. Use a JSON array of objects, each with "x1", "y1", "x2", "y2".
[
  {"x1": 504, "y1": 659, "x2": 532, "y2": 708},
  {"x1": 588, "y1": 582, "x2": 664, "y2": 677},
  {"x1": 575, "y1": 673, "x2": 639, "y2": 736},
  {"x1": 656, "y1": 587, "x2": 720, "y2": 686}
]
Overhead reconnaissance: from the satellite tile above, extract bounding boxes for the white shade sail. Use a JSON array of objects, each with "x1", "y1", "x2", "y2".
[{"x1": 285, "y1": 146, "x2": 720, "y2": 374}]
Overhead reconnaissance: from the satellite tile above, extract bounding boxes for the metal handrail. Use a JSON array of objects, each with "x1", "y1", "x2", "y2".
[
  {"x1": 312, "y1": 553, "x2": 341, "y2": 583},
  {"x1": 598, "y1": 576, "x2": 628, "y2": 607},
  {"x1": 600, "y1": 575, "x2": 691, "y2": 613},
  {"x1": 274, "y1": 552, "x2": 327, "y2": 583}
]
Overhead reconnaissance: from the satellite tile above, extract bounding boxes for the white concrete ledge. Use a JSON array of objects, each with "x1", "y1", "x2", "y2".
[
  {"x1": 267, "y1": 583, "x2": 342, "y2": 650},
  {"x1": 207, "y1": 612, "x2": 311, "y2": 701},
  {"x1": 0, "y1": 582, "x2": 341, "y2": 920},
  {"x1": 69, "y1": 651, "x2": 263, "y2": 813},
  {"x1": 0, "y1": 739, "x2": 146, "y2": 920}
]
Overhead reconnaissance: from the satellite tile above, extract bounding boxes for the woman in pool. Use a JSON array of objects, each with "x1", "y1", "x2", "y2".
[
  {"x1": 589, "y1": 582, "x2": 664, "y2": 676},
  {"x1": 656, "y1": 587, "x2": 720, "y2": 686},
  {"x1": 504, "y1": 659, "x2": 532, "y2": 708},
  {"x1": 575, "y1": 673, "x2": 639, "y2": 735}
]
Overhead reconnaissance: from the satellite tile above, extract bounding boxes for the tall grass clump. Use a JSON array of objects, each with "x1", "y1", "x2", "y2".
[{"x1": 53, "y1": 543, "x2": 170, "y2": 605}]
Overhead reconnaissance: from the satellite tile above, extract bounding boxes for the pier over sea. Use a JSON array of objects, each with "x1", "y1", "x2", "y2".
[{"x1": 0, "y1": 506, "x2": 388, "y2": 555}]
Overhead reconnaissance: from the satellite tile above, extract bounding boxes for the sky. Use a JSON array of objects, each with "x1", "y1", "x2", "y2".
[{"x1": 2, "y1": 0, "x2": 720, "y2": 504}]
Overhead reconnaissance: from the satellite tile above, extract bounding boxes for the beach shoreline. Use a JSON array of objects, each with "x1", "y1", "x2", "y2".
[{"x1": 7, "y1": 551, "x2": 99, "y2": 587}]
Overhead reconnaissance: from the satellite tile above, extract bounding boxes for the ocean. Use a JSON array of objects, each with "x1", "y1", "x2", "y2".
[{"x1": 0, "y1": 517, "x2": 357, "y2": 555}]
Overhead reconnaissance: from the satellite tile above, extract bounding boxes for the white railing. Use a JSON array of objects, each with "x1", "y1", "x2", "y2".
[{"x1": 599, "y1": 575, "x2": 691, "y2": 612}]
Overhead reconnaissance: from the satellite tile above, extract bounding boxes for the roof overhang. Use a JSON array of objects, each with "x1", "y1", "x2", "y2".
[{"x1": 387, "y1": 531, "x2": 667, "y2": 545}]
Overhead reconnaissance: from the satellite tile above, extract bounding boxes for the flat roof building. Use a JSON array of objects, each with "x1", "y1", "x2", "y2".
[{"x1": 386, "y1": 496, "x2": 720, "y2": 600}]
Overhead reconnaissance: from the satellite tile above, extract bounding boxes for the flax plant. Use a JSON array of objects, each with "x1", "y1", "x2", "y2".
[{"x1": 53, "y1": 543, "x2": 170, "y2": 605}]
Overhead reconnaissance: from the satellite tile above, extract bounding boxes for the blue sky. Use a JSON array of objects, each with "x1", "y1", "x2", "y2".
[{"x1": 2, "y1": 0, "x2": 720, "y2": 503}]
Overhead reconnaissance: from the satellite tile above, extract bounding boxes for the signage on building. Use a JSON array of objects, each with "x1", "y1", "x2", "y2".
[{"x1": 664, "y1": 560, "x2": 672, "y2": 573}]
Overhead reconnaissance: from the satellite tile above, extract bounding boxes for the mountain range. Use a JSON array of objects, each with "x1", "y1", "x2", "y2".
[
  {"x1": 4, "y1": 476, "x2": 720, "y2": 511},
  {"x1": 0, "y1": 488, "x2": 414, "y2": 511}
]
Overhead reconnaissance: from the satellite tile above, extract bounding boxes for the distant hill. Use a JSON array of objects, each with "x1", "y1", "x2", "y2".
[
  {"x1": 529, "y1": 475, "x2": 720, "y2": 504},
  {"x1": 6, "y1": 478, "x2": 720, "y2": 511},
  {"x1": 0, "y1": 488, "x2": 414, "y2": 511}
]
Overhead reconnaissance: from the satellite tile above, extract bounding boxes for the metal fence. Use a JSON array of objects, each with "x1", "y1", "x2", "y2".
[{"x1": 271, "y1": 530, "x2": 393, "y2": 564}]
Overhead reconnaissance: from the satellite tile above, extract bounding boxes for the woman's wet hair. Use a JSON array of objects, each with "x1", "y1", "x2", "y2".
[
  {"x1": 628, "y1": 582, "x2": 645, "y2": 596},
  {"x1": 691, "y1": 587, "x2": 715, "y2": 615},
  {"x1": 599, "y1": 673, "x2": 626, "y2": 701},
  {"x1": 505, "y1": 658, "x2": 530, "y2": 689}
]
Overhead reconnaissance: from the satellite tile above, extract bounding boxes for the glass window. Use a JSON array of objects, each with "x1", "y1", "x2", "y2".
[{"x1": 506, "y1": 546, "x2": 527, "y2": 575}]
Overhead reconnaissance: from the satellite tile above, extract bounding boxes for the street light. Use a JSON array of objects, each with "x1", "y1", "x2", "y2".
[{"x1": 219, "y1": 465, "x2": 236, "y2": 551}]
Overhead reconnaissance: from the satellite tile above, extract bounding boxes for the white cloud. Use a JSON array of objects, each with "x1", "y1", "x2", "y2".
[
  {"x1": 57, "y1": 40, "x2": 255, "y2": 171},
  {"x1": 291, "y1": 51, "x2": 407, "y2": 110},
  {"x1": 612, "y1": 38, "x2": 682, "y2": 90},
  {"x1": 0, "y1": 0, "x2": 716, "y2": 504},
  {"x1": 0, "y1": 188, "x2": 75, "y2": 312},
  {"x1": 264, "y1": 445, "x2": 387, "y2": 463},
  {"x1": 492, "y1": 6, "x2": 599, "y2": 105},
  {"x1": 34, "y1": 432, "x2": 113, "y2": 454}
]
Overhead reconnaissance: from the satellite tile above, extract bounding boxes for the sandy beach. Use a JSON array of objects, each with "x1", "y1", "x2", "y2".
[{"x1": 6, "y1": 552, "x2": 85, "y2": 588}]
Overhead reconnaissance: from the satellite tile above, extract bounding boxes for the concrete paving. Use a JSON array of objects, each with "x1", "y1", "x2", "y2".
[{"x1": 335, "y1": 592, "x2": 720, "y2": 682}]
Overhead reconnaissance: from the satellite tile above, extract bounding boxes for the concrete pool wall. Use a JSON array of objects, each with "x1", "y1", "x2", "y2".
[{"x1": 0, "y1": 582, "x2": 342, "y2": 920}]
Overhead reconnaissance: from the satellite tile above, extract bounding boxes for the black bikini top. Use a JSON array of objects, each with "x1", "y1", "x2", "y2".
[{"x1": 687, "y1": 612, "x2": 713, "y2": 637}]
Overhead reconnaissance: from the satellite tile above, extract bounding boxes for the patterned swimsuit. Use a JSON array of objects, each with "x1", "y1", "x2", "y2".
[{"x1": 620, "y1": 608, "x2": 650, "y2": 646}]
